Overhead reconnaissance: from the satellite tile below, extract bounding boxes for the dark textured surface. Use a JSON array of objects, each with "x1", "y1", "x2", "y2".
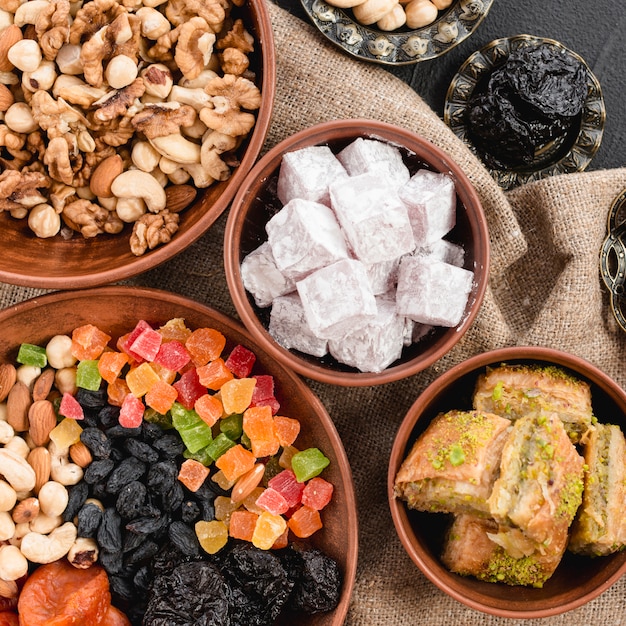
[{"x1": 278, "y1": 0, "x2": 625, "y2": 172}]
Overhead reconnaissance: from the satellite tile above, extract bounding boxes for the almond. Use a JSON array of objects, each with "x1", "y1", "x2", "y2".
[
  {"x1": 0, "y1": 363, "x2": 16, "y2": 402},
  {"x1": 6, "y1": 380, "x2": 31, "y2": 432},
  {"x1": 0, "y1": 25, "x2": 22, "y2": 72},
  {"x1": 32, "y1": 368, "x2": 55, "y2": 402},
  {"x1": 89, "y1": 154, "x2": 124, "y2": 198},
  {"x1": 69, "y1": 441, "x2": 93, "y2": 468},
  {"x1": 165, "y1": 184, "x2": 197, "y2": 213},
  {"x1": 28, "y1": 399, "x2": 57, "y2": 446},
  {"x1": 0, "y1": 84, "x2": 14, "y2": 113},
  {"x1": 27, "y1": 446, "x2": 51, "y2": 494}
]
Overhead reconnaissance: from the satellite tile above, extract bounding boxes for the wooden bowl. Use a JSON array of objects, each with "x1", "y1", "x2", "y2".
[
  {"x1": 0, "y1": 0, "x2": 275, "y2": 290},
  {"x1": 0, "y1": 286, "x2": 358, "y2": 625},
  {"x1": 388, "y1": 346, "x2": 626, "y2": 618},
  {"x1": 224, "y1": 119, "x2": 490, "y2": 386}
]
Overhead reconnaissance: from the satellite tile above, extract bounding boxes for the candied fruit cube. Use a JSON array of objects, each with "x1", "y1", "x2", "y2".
[
  {"x1": 214, "y1": 495, "x2": 239, "y2": 523},
  {"x1": 171, "y1": 402, "x2": 213, "y2": 453},
  {"x1": 119, "y1": 393, "x2": 144, "y2": 428},
  {"x1": 194, "y1": 393, "x2": 223, "y2": 427},
  {"x1": 76, "y1": 360, "x2": 102, "y2": 392},
  {"x1": 107, "y1": 377, "x2": 130, "y2": 407},
  {"x1": 173, "y1": 368, "x2": 207, "y2": 410},
  {"x1": 71, "y1": 324, "x2": 112, "y2": 361},
  {"x1": 158, "y1": 318, "x2": 192, "y2": 343},
  {"x1": 185, "y1": 328, "x2": 226, "y2": 366},
  {"x1": 205, "y1": 433, "x2": 236, "y2": 461},
  {"x1": 211, "y1": 469, "x2": 236, "y2": 491},
  {"x1": 287, "y1": 505, "x2": 323, "y2": 538},
  {"x1": 58, "y1": 393, "x2": 84, "y2": 421},
  {"x1": 128, "y1": 327, "x2": 162, "y2": 362},
  {"x1": 125, "y1": 362, "x2": 160, "y2": 397},
  {"x1": 252, "y1": 511, "x2": 287, "y2": 550},
  {"x1": 243, "y1": 405, "x2": 280, "y2": 458},
  {"x1": 98, "y1": 351, "x2": 130, "y2": 384},
  {"x1": 17, "y1": 343, "x2": 47, "y2": 368},
  {"x1": 291, "y1": 448, "x2": 330, "y2": 482},
  {"x1": 279, "y1": 445, "x2": 299, "y2": 470},
  {"x1": 229, "y1": 509, "x2": 259, "y2": 542},
  {"x1": 249, "y1": 375, "x2": 280, "y2": 414},
  {"x1": 120, "y1": 320, "x2": 152, "y2": 361},
  {"x1": 144, "y1": 379, "x2": 178, "y2": 415},
  {"x1": 301, "y1": 476, "x2": 334, "y2": 510},
  {"x1": 271, "y1": 527, "x2": 289, "y2": 550},
  {"x1": 220, "y1": 378, "x2": 256, "y2": 415},
  {"x1": 273, "y1": 416, "x2": 300, "y2": 448},
  {"x1": 267, "y1": 470, "x2": 305, "y2": 508},
  {"x1": 224, "y1": 345, "x2": 256, "y2": 378},
  {"x1": 153, "y1": 340, "x2": 190, "y2": 372},
  {"x1": 195, "y1": 519, "x2": 228, "y2": 554},
  {"x1": 242, "y1": 486, "x2": 265, "y2": 514},
  {"x1": 214, "y1": 444, "x2": 256, "y2": 482},
  {"x1": 220, "y1": 413, "x2": 243, "y2": 440},
  {"x1": 255, "y1": 487, "x2": 289, "y2": 516},
  {"x1": 196, "y1": 358, "x2": 233, "y2": 391},
  {"x1": 50, "y1": 416, "x2": 83, "y2": 448},
  {"x1": 231, "y1": 463, "x2": 265, "y2": 503},
  {"x1": 178, "y1": 458, "x2": 210, "y2": 492}
]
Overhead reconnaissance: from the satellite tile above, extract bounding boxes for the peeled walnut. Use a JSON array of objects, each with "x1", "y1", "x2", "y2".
[{"x1": 130, "y1": 210, "x2": 179, "y2": 255}]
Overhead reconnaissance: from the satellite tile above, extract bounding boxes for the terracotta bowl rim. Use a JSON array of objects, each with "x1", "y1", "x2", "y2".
[
  {"x1": 0, "y1": 0, "x2": 276, "y2": 291},
  {"x1": 0, "y1": 286, "x2": 359, "y2": 625},
  {"x1": 224, "y1": 118, "x2": 490, "y2": 387},
  {"x1": 387, "y1": 345, "x2": 626, "y2": 618}
]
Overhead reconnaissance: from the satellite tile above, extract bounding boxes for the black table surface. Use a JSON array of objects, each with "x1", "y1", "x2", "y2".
[{"x1": 274, "y1": 0, "x2": 625, "y2": 173}]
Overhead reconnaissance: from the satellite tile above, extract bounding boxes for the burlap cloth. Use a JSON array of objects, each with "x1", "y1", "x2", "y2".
[{"x1": 3, "y1": 2, "x2": 626, "y2": 623}]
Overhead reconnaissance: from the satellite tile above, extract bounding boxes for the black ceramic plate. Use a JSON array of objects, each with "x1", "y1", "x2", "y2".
[
  {"x1": 301, "y1": 0, "x2": 494, "y2": 65},
  {"x1": 443, "y1": 34, "x2": 605, "y2": 190}
]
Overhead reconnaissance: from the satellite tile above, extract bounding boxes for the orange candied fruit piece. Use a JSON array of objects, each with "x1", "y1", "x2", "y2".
[
  {"x1": 71, "y1": 324, "x2": 112, "y2": 361},
  {"x1": 196, "y1": 358, "x2": 233, "y2": 391},
  {"x1": 158, "y1": 318, "x2": 192, "y2": 343},
  {"x1": 98, "y1": 351, "x2": 130, "y2": 384},
  {"x1": 220, "y1": 378, "x2": 256, "y2": 415},
  {"x1": 107, "y1": 377, "x2": 130, "y2": 407},
  {"x1": 145, "y1": 379, "x2": 178, "y2": 415},
  {"x1": 243, "y1": 406, "x2": 280, "y2": 458},
  {"x1": 150, "y1": 361, "x2": 177, "y2": 384},
  {"x1": 185, "y1": 328, "x2": 226, "y2": 366},
  {"x1": 126, "y1": 362, "x2": 160, "y2": 397},
  {"x1": 287, "y1": 505, "x2": 323, "y2": 538},
  {"x1": 273, "y1": 415, "x2": 301, "y2": 448},
  {"x1": 215, "y1": 443, "x2": 256, "y2": 482},
  {"x1": 194, "y1": 393, "x2": 224, "y2": 427},
  {"x1": 252, "y1": 511, "x2": 287, "y2": 550},
  {"x1": 177, "y1": 458, "x2": 210, "y2": 492},
  {"x1": 229, "y1": 509, "x2": 259, "y2": 542}
]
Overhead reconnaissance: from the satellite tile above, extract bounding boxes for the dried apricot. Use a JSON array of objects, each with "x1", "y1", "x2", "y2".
[
  {"x1": 18, "y1": 560, "x2": 112, "y2": 626},
  {"x1": 0, "y1": 612, "x2": 18, "y2": 626},
  {"x1": 101, "y1": 605, "x2": 131, "y2": 626}
]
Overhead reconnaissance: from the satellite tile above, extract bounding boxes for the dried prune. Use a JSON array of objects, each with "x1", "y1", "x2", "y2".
[
  {"x1": 81, "y1": 428, "x2": 112, "y2": 459},
  {"x1": 77, "y1": 502, "x2": 103, "y2": 538},
  {"x1": 115, "y1": 481, "x2": 147, "y2": 519},
  {"x1": 144, "y1": 561, "x2": 230, "y2": 626},
  {"x1": 98, "y1": 507, "x2": 123, "y2": 553},
  {"x1": 84, "y1": 458, "x2": 115, "y2": 484},
  {"x1": 168, "y1": 521, "x2": 201, "y2": 557},
  {"x1": 106, "y1": 457, "x2": 146, "y2": 494},
  {"x1": 124, "y1": 439, "x2": 159, "y2": 464},
  {"x1": 62, "y1": 481, "x2": 89, "y2": 522}
]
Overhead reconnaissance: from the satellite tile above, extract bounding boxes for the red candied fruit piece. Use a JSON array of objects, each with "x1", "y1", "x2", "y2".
[
  {"x1": 173, "y1": 368, "x2": 207, "y2": 410},
  {"x1": 119, "y1": 393, "x2": 144, "y2": 428},
  {"x1": 71, "y1": 324, "x2": 112, "y2": 361},
  {"x1": 287, "y1": 505, "x2": 323, "y2": 538},
  {"x1": 268, "y1": 469, "x2": 305, "y2": 508},
  {"x1": 301, "y1": 476, "x2": 334, "y2": 510},
  {"x1": 255, "y1": 487, "x2": 289, "y2": 516},
  {"x1": 128, "y1": 327, "x2": 162, "y2": 362},
  {"x1": 225, "y1": 345, "x2": 256, "y2": 378},
  {"x1": 249, "y1": 375, "x2": 280, "y2": 415},
  {"x1": 153, "y1": 340, "x2": 191, "y2": 372},
  {"x1": 120, "y1": 320, "x2": 153, "y2": 362},
  {"x1": 185, "y1": 328, "x2": 226, "y2": 366},
  {"x1": 196, "y1": 358, "x2": 233, "y2": 391},
  {"x1": 59, "y1": 392, "x2": 84, "y2": 420}
]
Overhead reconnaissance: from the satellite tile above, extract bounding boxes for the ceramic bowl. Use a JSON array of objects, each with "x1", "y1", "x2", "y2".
[
  {"x1": 0, "y1": 0, "x2": 275, "y2": 290},
  {"x1": 224, "y1": 119, "x2": 490, "y2": 386},
  {"x1": 388, "y1": 346, "x2": 626, "y2": 618},
  {"x1": 0, "y1": 286, "x2": 358, "y2": 625}
]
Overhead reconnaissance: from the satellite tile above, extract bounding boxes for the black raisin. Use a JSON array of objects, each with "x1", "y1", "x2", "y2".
[
  {"x1": 180, "y1": 500, "x2": 200, "y2": 524},
  {"x1": 141, "y1": 421, "x2": 166, "y2": 443},
  {"x1": 106, "y1": 424, "x2": 143, "y2": 439},
  {"x1": 76, "y1": 503, "x2": 103, "y2": 538},
  {"x1": 80, "y1": 427, "x2": 112, "y2": 459},
  {"x1": 168, "y1": 521, "x2": 201, "y2": 557},
  {"x1": 97, "y1": 507, "x2": 123, "y2": 552},
  {"x1": 125, "y1": 510, "x2": 166, "y2": 536},
  {"x1": 124, "y1": 538, "x2": 160, "y2": 566},
  {"x1": 109, "y1": 573, "x2": 135, "y2": 601},
  {"x1": 124, "y1": 438, "x2": 159, "y2": 463},
  {"x1": 147, "y1": 460, "x2": 178, "y2": 496},
  {"x1": 98, "y1": 549, "x2": 124, "y2": 575},
  {"x1": 133, "y1": 564, "x2": 151, "y2": 594},
  {"x1": 98, "y1": 404, "x2": 121, "y2": 429},
  {"x1": 115, "y1": 480, "x2": 147, "y2": 519},
  {"x1": 122, "y1": 529, "x2": 146, "y2": 553},
  {"x1": 106, "y1": 457, "x2": 146, "y2": 494},
  {"x1": 152, "y1": 432, "x2": 185, "y2": 458},
  {"x1": 62, "y1": 481, "x2": 89, "y2": 522},
  {"x1": 161, "y1": 482, "x2": 184, "y2": 513},
  {"x1": 83, "y1": 458, "x2": 115, "y2": 484}
]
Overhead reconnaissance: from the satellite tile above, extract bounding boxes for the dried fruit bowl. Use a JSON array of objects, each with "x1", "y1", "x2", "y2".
[
  {"x1": 388, "y1": 346, "x2": 626, "y2": 618},
  {"x1": 224, "y1": 119, "x2": 490, "y2": 386},
  {"x1": 0, "y1": 286, "x2": 358, "y2": 625}
]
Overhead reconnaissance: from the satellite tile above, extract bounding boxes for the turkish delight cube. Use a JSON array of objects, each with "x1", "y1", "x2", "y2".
[
  {"x1": 265, "y1": 198, "x2": 349, "y2": 281},
  {"x1": 240, "y1": 242, "x2": 295, "y2": 308},
  {"x1": 398, "y1": 169, "x2": 456, "y2": 246},
  {"x1": 276, "y1": 145, "x2": 348, "y2": 206},
  {"x1": 296, "y1": 258, "x2": 377, "y2": 340},
  {"x1": 328, "y1": 295, "x2": 405, "y2": 373},
  {"x1": 396, "y1": 255, "x2": 474, "y2": 327},
  {"x1": 417, "y1": 238, "x2": 465, "y2": 267},
  {"x1": 337, "y1": 138, "x2": 410, "y2": 188},
  {"x1": 268, "y1": 293, "x2": 328, "y2": 357},
  {"x1": 329, "y1": 173, "x2": 415, "y2": 264},
  {"x1": 363, "y1": 257, "x2": 400, "y2": 295}
]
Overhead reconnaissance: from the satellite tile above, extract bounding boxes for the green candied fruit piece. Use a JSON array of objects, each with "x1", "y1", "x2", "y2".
[
  {"x1": 291, "y1": 448, "x2": 330, "y2": 483},
  {"x1": 220, "y1": 413, "x2": 243, "y2": 441},
  {"x1": 184, "y1": 446, "x2": 213, "y2": 466},
  {"x1": 240, "y1": 431, "x2": 252, "y2": 450},
  {"x1": 76, "y1": 360, "x2": 101, "y2": 391},
  {"x1": 143, "y1": 407, "x2": 173, "y2": 429},
  {"x1": 17, "y1": 343, "x2": 47, "y2": 368},
  {"x1": 205, "y1": 433, "x2": 236, "y2": 461},
  {"x1": 171, "y1": 403, "x2": 213, "y2": 454}
]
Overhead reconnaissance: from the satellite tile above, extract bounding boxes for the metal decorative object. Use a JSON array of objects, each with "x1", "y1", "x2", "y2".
[
  {"x1": 600, "y1": 189, "x2": 626, "y2": 332},
  {"x1": 443, "y1": 34, "x2": 606, "y2": 190},
  {"x1": 300, "y1": 0, "x2": 494, "y2": 65}
]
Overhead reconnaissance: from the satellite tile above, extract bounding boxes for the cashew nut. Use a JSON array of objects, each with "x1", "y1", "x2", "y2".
[
  {"x1": 111, "y1": 170, "x2": 167, "y2": 213},
  {"x1": 4, "y1": 435, "x2": 31, "y2": 459},
  {"x1": 14, "y1": 0, "x2": 50, "y2": 27},
  {"x1": 0, "y1": 422, "x2": 13, "y2": 446},
  {"x1": 0, "y1": 544, "x2": 28, "y2": 581},
  {"x1": 167, "y1": 167, "x2": 191, "y2": 185},
  {"x1": 168, "y1": 85, "x2": 212, "y2": 111},
  {"x1": 20, "y1": 521, "x2": 77, "y2": 564},
  {"x1": 67, "y1": 536, "x2": 99, "y2": 569},
  {"x1": 0, "y1": 448, "x2": 36, "y2": 493},
  {"x1": 149, "y1": 133, "x2": 201, "y2": 164},
  {"x1": 29, "y1": 513, "x2": 62, "y2": 535},
  {"x1": 0, "y1": 512, "x2": 14, "y2": 541},
  {"x1": 49, "y1": 441, "x2": 83, "y2": 486},
  {"x1": 116, "y1": 196, "x2": 146, "y2": 223},
  {"x1": 38, "y1": 481, "x2": 68, "y2": 517}
]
